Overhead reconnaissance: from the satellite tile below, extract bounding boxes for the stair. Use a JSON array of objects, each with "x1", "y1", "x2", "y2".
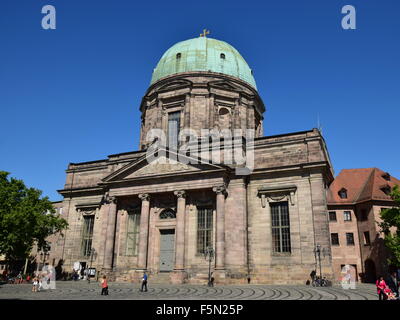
[{"x1": 148, "y1": 272, "x2": 172, "y2": 284}]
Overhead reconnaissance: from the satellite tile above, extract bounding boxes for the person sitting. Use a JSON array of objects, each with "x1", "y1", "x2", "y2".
[
  {"x1": 384, "y1": 286, "x2": 397, "y2": 300},
  {"x1": 387, "y1": 272, "x2": 399, "y2": 297}
]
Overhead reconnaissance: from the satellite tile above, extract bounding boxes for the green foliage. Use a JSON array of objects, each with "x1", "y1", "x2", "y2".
[
  {"x1": 0, "y1": 171, "x2": 68, "y2": 262},
  {"x1": 380, "y1": 185, "x2": 400, "y2": 266}
]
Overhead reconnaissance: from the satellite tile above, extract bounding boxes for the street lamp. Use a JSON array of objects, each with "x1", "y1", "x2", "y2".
[
  {"x1": 203, "y1": 246, "x2": 214, "y2": 287},
  {"x1": 313, "y1": 244, "x2": 322, "y2": 280},
  {"x1": 38, "y1": 251, "x2": 50, "y2": 274},
  {"x1": 87, "y1": 248, "x2": 96, "y2": 284}
]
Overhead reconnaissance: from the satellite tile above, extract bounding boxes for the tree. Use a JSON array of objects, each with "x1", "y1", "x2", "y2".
[
  {"x1": 379, "y1": 185, "x2": 400, "y2": 266},
  {"x1": 0, "y1": 171, "x2": 68, "y2": 265}
]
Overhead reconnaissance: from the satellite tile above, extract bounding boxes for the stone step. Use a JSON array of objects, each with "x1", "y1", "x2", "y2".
[{"x1": 149, "y1": 272, "x2": 172, "y2": 284}]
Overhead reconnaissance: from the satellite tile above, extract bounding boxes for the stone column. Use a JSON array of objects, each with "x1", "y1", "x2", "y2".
[
  {"x1": 103, "y1": 196, "x2": 117, "y2": 270},
  {"x1": 213, "y1": 185, "x2": 227, "y2": 272},
  {"x1": 209, "y1": 94, "x2": 215, "y2": 128},
  {"x1": 173, "y1": 190, "x2": 186, "y2": 270},
  {"x1": 137, "y1": 193, "x2": 150, "y2": 270}
]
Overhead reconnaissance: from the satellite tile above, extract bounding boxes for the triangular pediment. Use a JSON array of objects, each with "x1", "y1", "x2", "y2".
[
  {"x1": 209, "y1": 80, "x2": 242, "y2": 92},
  {"x1": 102, "y1": 147, "x2": 229, "y2": 183},
  {"x1": 158, "y1": 80, "x2": 192, "y2": 92},
  {"x1": 127, "y1": 156, "x2": 201, "y2": 178}
]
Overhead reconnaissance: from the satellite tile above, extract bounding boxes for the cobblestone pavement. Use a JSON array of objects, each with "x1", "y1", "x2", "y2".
[{"x1": 0, "y1": 282, "x2": 378, "y2": 300}]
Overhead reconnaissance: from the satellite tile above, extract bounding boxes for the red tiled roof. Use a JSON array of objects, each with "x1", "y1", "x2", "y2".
[{"x1": 327, "y1": 168, "x2": 400, "y2": 204}]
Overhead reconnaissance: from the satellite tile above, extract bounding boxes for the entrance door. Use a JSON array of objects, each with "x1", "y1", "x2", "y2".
[{"x1": 159, "y1": 229, "x2": 175, "y2": 272}]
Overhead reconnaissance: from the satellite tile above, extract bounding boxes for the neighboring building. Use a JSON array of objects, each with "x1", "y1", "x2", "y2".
[
  {"x1": 52, "y1": 35, "x2": 335, "y2": 284},
  {"x1": 327, "y1": 168, "x2": 400, "y2": 283}
]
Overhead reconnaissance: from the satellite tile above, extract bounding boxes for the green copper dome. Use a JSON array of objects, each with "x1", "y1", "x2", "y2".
[{"x1": 151, "y1": 37, "x2": 257, "y2": 90}]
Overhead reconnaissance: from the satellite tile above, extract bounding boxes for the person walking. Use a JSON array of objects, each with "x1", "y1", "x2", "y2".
[
  {"x1": 310, "y1": 270, "x2": 316, "y2": 285},
  {"x1": 38, "y1": 276, "x2": 43, "y2": 292},
  {"x1": 376, "y1": 276, "x2": 387, "y2": 300},
  {"x1": 208, "y1": 273, "x2": 215, "y2": 287},
  {"x1": 140, "y1": 272, "x2": 148, "y2": 292},
  {"x1": 100, "y1": 275, "x2": 109, "y2": 296}
]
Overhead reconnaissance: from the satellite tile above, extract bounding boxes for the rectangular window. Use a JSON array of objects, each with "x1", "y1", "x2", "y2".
[
  {"x1": 168, "y1": 111, "x2": 181, "y2": 150},
  {"x1": 81, "y1": 215, "x2": 95, "y2": 257},
  {"x1": 329, "y1": 211, "x2": 337, "y2": 222},
  {"x1": 346, "y1": 232, "x2": 355, "y2": 245},
  {"x1": 344, "y1": 211, "x2": 352, "y2": 221},
  {"x1": 126, "y1": 209, "x2": 141, "y2": 256},
  {"x1": 197, "y1": 207, "x2": 213, "y2": 254},
  {"x1": 271, "y1": 202, "x2": 291, "y2": 253},
  {"x1": 331, "y1": 233, "x2": 339, "y2": 246},
  {"x1": 364, "y1": 231, "x2": 371, "y2": 246}
]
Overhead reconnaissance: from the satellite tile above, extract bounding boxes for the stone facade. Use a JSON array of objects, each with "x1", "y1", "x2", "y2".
[
  {"x1": 50, "y1": 38, "x2": 336, "y2": 285},
  {"x1": 52, "y1": 125, "x2": 334, "y2": 284}
]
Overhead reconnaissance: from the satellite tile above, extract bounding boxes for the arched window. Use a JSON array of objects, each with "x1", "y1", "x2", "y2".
[
  {"x1": 176, "y1": 53, "x2": 181, "y2": 59},
  {"x1": 220, "y1": 53, "x2": 225, "y2": 59},
  {"x1": 160, "y1": 208, "x2": 176, "y2": 219}
]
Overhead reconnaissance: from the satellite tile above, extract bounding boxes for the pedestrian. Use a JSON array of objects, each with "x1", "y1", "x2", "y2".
[
  {"x1": 38, "y1": 276, "x2": 43, "y2": 291},
  {"x1": 100, "y1": 275, "x2": 109, "y2": 295},
  {"x1": 140, "y1": 272, "x2": 148, "y2": 292},
  {"x1": 2, "y1": 269, "x2": 7, "y2": 281},
  {"x1": 208, "y1": 272, "x2": 214, "y2": 287},
  {"x1": 376, "y1": 276, "x2": 387, "y2": 300},
  {"x1": 387, "y1": 271, "x2": 399, "y2": 297},
  {"x1": 32, "y1": 276, "x2": 38, "y2": 292},
  {"x1": 310, "y1": 270, "x2": 316, "y2": 282},
  {"x1": 17, "y1": 271, "x2": 22, "y2": 284}
]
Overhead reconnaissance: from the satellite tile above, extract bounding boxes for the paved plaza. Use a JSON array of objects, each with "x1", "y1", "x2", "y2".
[{"x1": 0, "y1": 281, "x2": 378, "y2": 300}]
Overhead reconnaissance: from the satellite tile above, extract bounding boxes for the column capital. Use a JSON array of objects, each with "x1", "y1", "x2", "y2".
[
  {"x1": 104, "y1": 193, "x2": 117, "y2": 204},
  {"x1": 213, "y1": 185, "x2": 227, "y2": 195},
  {"x1": 138, "y1": 193, "x2": 150, "y2": 202},
  {"x1": 174, "y1": 190, "x2": 186, "y2": 199}
]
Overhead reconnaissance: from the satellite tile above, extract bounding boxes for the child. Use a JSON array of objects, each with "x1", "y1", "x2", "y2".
[
  {"x1": 100, "y1": 275, "x2": 109, "y2": 296},
  {"x1": 32, "y1": 277, "x2": 38, "y2": 292},
  {"x1": 384, "y1": 286, "x2": 397, "y2": 300}
]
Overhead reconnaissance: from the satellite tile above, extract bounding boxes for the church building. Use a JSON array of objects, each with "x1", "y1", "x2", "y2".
[{"x1": 55, "y1": 34, "x2": 335, "y2": 284}]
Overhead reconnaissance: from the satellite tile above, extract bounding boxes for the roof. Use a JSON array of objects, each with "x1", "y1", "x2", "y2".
[
  {"x1": 150, "y1": 37, "x2": 257, "y2": 89},
  {"x1": 327, "y1": 168, "x2": 400, "y2": 205}
]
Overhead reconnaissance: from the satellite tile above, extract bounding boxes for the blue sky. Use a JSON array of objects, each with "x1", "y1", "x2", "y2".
[{"x1": 0, "y1": 0, "x2": 399, "y2": 201}]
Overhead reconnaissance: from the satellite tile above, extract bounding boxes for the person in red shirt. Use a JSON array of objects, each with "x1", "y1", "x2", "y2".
[
  {"x1": 376, "y1": 276, "x2": 387, "y2": 300},
  {"x1": 100, "y1": 275, "x2": 109, "y2": 296}
]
